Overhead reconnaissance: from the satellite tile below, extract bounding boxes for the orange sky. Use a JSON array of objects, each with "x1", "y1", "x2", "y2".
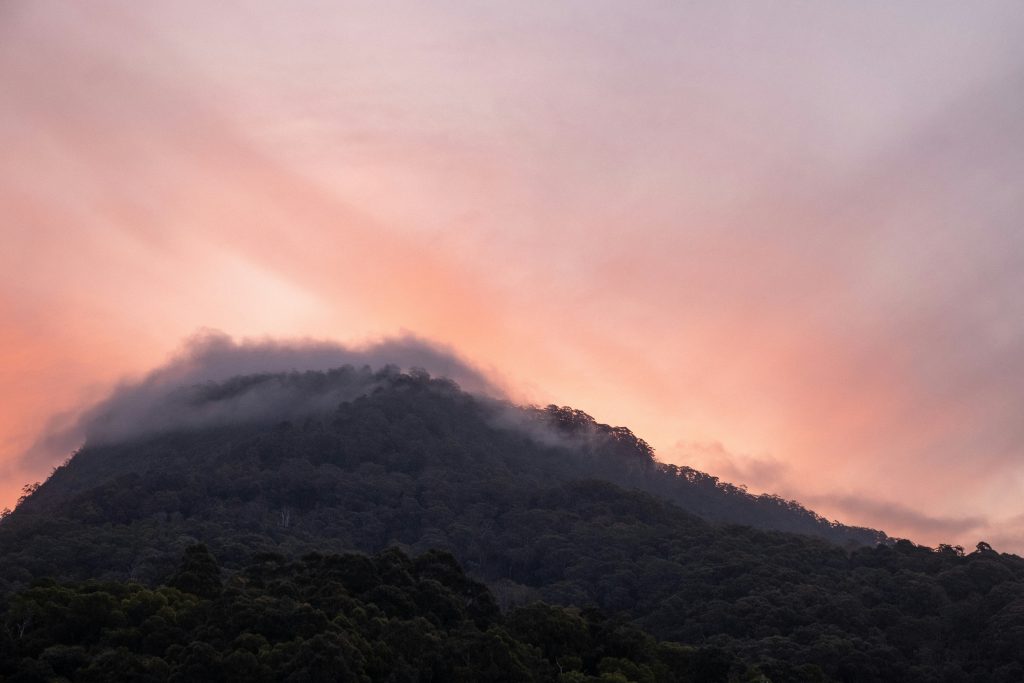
[{"x1": 3, "y1": 1, "x2": 1024, "y2": 551}]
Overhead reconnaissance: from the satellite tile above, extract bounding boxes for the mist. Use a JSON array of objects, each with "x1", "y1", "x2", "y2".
[{"x1": 20, "y1": 331, "x2": 500, "y2": 469}]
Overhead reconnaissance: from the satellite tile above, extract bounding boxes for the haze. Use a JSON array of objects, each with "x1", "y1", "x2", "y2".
[{"x1": 2, "y1": 1, "x2": 1024, "y2": 551}]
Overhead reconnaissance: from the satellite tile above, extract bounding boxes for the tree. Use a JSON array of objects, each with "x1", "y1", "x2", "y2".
[{"x1": 168, "y1": 545, "x2": 222, "y2": 598}]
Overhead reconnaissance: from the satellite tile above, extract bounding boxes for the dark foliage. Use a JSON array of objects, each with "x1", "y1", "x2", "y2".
[
  {"x1": 2, "y1": 368, "x2": 1022, "y2": 681},
  {"x1": 0, "y1": 547, "x2": 746, "y2": 682}
]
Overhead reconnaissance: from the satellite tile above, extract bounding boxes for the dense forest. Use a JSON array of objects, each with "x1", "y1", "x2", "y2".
[
  {"x1": 1, "y1": 546, "x2": 750, "y2": 682},
  {"x1": 2, "y1": 368, "x2": 1023, "y2": 681}
]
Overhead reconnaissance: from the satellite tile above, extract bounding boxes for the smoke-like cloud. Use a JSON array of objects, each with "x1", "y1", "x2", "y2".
[
  {"x1": 804, "y1": 493, "x2": 988, "y2": 540},
  {"x1": 672, "y1": 439, "x2": 995, "y2": 545},
  {"x1": 672, "y1": 440, "x2": 790, "y2": 491},
  {"x1": 20, "y1": 331, "x2": 500, "y2": 469}
]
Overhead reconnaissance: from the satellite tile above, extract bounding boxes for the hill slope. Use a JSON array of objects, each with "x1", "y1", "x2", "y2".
[
  {"x1": 8, "y1": 366, "x2": 884, "y2": 547},
  {"x1": 2, "y1": 368, "x2": 1023, "y2": 681},
  {"x1": 4, "y1": 546, "x2": 746, "y2": 682}
]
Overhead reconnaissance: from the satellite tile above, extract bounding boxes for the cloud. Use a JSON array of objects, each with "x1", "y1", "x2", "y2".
[
  {"x1": 671, "y1": 440, "x2": 790, "y2": 491},
  {"x1": 20, "y1": 330, "x2": 500, "y2": 468},
  {"x1": 804, "y1": 493, "x2": 988, "y2": 541},
  {"x1": 3, "y1": 1, "x2": 1024, "y2": 553},
  {"x1": 982, "y1": 513, "x2": 1024, "y2": 554},
  {"x1": 671, "y1": 439, "x2": 994, "y2": 544}
]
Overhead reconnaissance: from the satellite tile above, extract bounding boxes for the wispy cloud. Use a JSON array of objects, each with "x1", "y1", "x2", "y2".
[
  {"x1": 671, "y1": 441, "x2": 790, "y2": 491},
  {"x1": 805, "y1": 493, "x2": 988, "y2": 540},
  {"x1": 19, "y1": 331, "x2": 498, "y2": 470}
]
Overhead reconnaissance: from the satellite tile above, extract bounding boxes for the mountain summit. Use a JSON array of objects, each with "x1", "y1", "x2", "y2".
[
  {"x1": 4, "y1": 366, "x2": 882, "y2": 583},
  {"x1": 2, "y1": 367, "x2": 1022, "y2": 681}
]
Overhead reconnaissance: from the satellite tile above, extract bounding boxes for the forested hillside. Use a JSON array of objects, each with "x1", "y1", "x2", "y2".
[
  {"x1": 2, "y1": 368, "x2": 1023, "y2": 681},
  {"x1": 4, "y1": 366, "x2": 882, "y2": 557},
  {"x1": 2, "y1": 546, "x2": 747, "y2": 682}
]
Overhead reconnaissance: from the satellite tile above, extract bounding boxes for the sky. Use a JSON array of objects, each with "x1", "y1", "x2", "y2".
[{"x1": 2, "y1": 1, "x2": 1024, "y2": 551}]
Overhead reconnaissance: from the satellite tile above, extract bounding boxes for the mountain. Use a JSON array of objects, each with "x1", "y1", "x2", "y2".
[
  {"x1": 1, "y1": 367, "x2": 881, "y2": 587},
  {"x1": 2, "y1": 367, "x2": 1023, "y2": 681}
]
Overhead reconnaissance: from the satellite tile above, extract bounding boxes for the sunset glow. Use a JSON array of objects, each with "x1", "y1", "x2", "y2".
[{"x1": 3, "y1": 1, "x2": 1024, "y2": 551}]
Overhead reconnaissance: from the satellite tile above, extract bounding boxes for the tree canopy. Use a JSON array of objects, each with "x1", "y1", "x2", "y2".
[{"x1": 2, "y1": 368, "x2": 1021, "y2": 681}]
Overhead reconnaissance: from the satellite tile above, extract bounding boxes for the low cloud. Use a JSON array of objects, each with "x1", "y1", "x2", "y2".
[
  {"x1": 21, "y1": 330, "x2": 500, "y2": 469},
  {"x1": 805, "y1": 492, "x2": 988, "y2": 541},
  {"x1": 671, "y1": 439, "x2": 996, "y2": 546},
  {"x1": 671, "y1": 440, "x2": 790, "y2": 491},
  {"x1": 981, "y1": 513, "x2": 1024, "y2": 554}
]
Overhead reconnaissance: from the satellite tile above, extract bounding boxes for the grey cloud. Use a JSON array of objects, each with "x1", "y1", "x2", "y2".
[
  {"x1": 21, "y1": 330, "x2": 500, "y2": 468},
  {"x1": 981, "y1": 513, "x2": 1024, "y2": 554},
  {"x1": 806, "y1": 493, "x2": 987, "y2": 540},
  {"x1": 672, "y1": 439, "x2": 994, "y2": 546},
  {"x1": 671, "y1": 440, "x2": 790, "y2": 491}
]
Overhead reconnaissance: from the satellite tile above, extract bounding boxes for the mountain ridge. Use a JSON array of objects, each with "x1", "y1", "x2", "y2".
[
  {"x1": 7, "y1": 366, "x2": 887, "y2": 550},
  {"x1": 3, "y1": 367, "x2": 1023, "y2": 681}
]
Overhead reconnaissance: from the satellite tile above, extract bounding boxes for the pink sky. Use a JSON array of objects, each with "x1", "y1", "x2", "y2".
[{"x1": 3, "y1": 1, "x2": 1024, "y2": 551}]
